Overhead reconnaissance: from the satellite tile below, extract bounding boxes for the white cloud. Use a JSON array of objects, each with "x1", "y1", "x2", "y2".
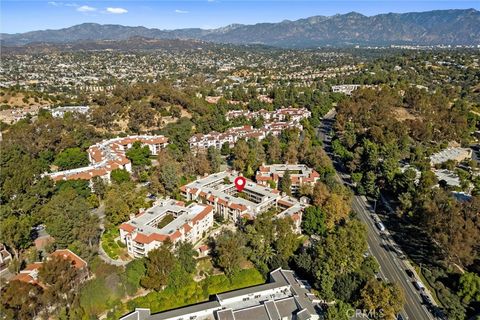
[
  {"x1": 175, "y1": 9, "x2": 189, "y2": 14},
  {"x1": 106, "y1": 7, "x2": 128, "y2": 14},
  {"x1": 48, "y1": 2, "x2": 79, "y2": 7},
  {"x1": 77, "y1": 5, "x2": 96, "y2": 12}
]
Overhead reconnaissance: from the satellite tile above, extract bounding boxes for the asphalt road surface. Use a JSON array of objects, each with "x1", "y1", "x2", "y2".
[{"x1": 319, "y1": 110, "x2": 435, "y2": 320}]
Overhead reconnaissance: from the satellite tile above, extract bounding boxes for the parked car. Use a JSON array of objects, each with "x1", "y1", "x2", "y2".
[
  {"x1": 420, "y1": 292, "x2": 432, "y2": 305},
  {"x1": 413, "y1": 280, "x2": 425, "y2": 291},
  {"x1": 376, "y1": 221, "x2": 386, "y2": 232},
  {"x1": 405, "y1": 269, "x2": 414, "y2": 278}
]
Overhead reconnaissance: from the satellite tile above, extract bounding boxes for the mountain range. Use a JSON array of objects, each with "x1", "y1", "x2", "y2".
[{"x1": 2, "y1": 9, "x2": 479, "y2": 48}]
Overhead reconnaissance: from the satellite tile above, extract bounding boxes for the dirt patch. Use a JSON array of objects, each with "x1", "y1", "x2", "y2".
[{"x1": 393, "y1": 107, "x2": 419, "y2": 122}]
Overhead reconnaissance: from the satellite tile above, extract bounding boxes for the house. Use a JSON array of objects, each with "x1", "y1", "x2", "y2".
[
  {"x1": 120, "y1": 268, "x2": 320, "y2": 320},
  {"x1": 119, "y1": 200, "x2": 214, "y2": 258},
  {"x1": 10, "y1": 249, "x2": 89, "y2": 286}
]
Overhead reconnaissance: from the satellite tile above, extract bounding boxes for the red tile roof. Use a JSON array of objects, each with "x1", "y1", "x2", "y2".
[
  {"x1": 192, "y1": 205, "x2": 213, "y2": 224},
  {"x1": 169, "y1": 230, "x2": 182, "y2": 241},
  {"x1": 23, "y1": 262, "x2": 43, "y2": 271},
  {"x1": 278, "y1": 199, "x2": 293, "y2": 207},
  {"x1": 119, "y1": 223, "x2": 135, "y2": 233},
  {"x1": 51, "y1": 249, "x2": 87, "y2": 269},
  {"x1": 183, "y1": 223, "x2": 192, "y2": 233}
]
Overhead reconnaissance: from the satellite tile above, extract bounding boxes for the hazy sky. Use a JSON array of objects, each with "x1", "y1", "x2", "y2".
[{"x1": 2, "y1": 0, "x2": 479, "y2": 33}]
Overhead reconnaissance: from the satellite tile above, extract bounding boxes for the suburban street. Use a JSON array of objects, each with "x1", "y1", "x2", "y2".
[{"x1": 319, "y1": 110, "x2": 435, "y2": 320}]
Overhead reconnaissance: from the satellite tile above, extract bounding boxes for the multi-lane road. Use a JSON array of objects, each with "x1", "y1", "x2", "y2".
[{"x1": 319, "y1": 110, "x2": 435, "y2": 320}]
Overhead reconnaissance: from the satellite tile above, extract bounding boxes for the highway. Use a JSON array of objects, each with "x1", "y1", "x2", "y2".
[{"x1": 319, "y1": 110, "x2": 435, "y2": 320}]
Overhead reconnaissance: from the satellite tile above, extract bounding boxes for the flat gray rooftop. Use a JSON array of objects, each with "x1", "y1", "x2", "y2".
[{"x1": 128, "y1": 199, "x2": 208, "y2": 236}]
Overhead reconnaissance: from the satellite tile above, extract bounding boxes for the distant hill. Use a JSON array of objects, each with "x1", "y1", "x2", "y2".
[{"x1": 2, "y1": 9, "x2": 479, "y2": 48}]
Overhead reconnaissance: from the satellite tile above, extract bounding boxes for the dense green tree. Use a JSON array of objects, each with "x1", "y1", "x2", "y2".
[
  {"x1": 92, "y1": 176, "x2": 107, "y2": 199},
  {"x1": 159, "y1": 162, "x2": 180, "y2": 193},
  {"x1": 41, "y1": 188, "x2": 98, "y2": 249},
  {"x1": 232, "y1": 140, "x2": 249, "y2": 172},
  {"x1": 176, "y1": 241, "x2": 198, "y2": 274},
  {"x1": 54, "y1": 147, "x2": 89, "y2": 170},
  {"x1": 362, "y1": 171, "x2": 379, "y2": 198},
  {"x1": 39, "y1": 255, "x2": 82, "y2": 308},
  {"x1": 325, "y1": 300, "x2": 352, "y2": 320},
  {"x1": 302, "y1": 206, "x2": 327, "y2": 236},
  {"x1": 141, "y1": 241, "x2": 176, "y2": 290},
  {"x1": 0, "y1": 215, "x2": 32, "y2": 259},
  {"x1": 126, "y1": 141, "x2": 151, "y2": 166},
  {"x1": 104, "y1": 182, "x2": 147, "y2": 226},
  {"x1": 110, "y1": 169, "x2": 131, "y2": 184},
  {"x1": 128, "y1": 103, "x2": 157, "y2": 133},
  {"x1": 295, "y1": 220, "x2": 368, "y2": 300},
  {"x1": 359, "y1": 279, "x2": 405, "y2": 320},
  {"x1": 265, "y1": 135, "x2": 281, "y2": 164},
  {"x1": 220, "y1": 142, "x2": 230, "y2": 156},
  {"x1": 0, "y1": 280, "x2": 44, "y2": 320},
  {"x1": 458, "y1": 272, "x2": 480, "y2": 304},
  {"x1": 56, "y1": 179, "x2": 91, "y2": 198},
  {"x1": 213, "y1": 230, "x2": 246, "y2": 277},
  {"x1": 273, "y1": 217, "x2": 299, "y2": 266},
  {"x1": 207, "y1": 147, "x2": 222, "y2": 172},
  {"x1": 279, "y1": 170, "x2": 292, "y2": 195}
]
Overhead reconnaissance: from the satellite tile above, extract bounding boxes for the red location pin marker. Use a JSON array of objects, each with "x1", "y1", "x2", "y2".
[{"x1": 234, "y1": 176, "x2": 246, "y2": 192}]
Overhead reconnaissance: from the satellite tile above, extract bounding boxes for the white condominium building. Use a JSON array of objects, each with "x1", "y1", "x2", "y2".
[
  {"x1": 46, "y1": 135, "x2": 168, "y2": 183},
  {"x1": 119, "y1": 199, "x2": 214, "y2": 258},
  {"x1": 256, "y1": 164, "x2": 320, "y2": 194},
  {"x1": 331, "y1": 84, "x2": 361, "y2": 95},
  {"x1": 190, "y1": 107, "x2": 311, "y2": 151},
  {"x1": 225, "y1": 107, "x2": 311, "y2": 122},
  {"x1": 180, "y1": 171, "x2": 306, "y2": 232},
  {"x1": 50, "y1": 105, "x2": 90, "y2": 118}
]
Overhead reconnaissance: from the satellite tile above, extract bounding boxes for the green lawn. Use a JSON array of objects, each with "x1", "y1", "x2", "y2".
[
  {"x1": 156, "y1": 214, "x2": 175, "y2": 229},
  {"x1": 101, "y1": 227, "x2": 126, "y2": 260},
  {"x1": 108, "y1": 268, "x2": 264, "y2": 319}
]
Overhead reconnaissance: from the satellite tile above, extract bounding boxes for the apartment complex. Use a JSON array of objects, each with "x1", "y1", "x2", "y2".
[
  {"x1": 47, "y1": 135, "x2": 168, "y2": 183},
  {"x1": 331, "y1": 84, "x2": 361, "y2": 95},
  {"x1": 50, "y1": 105, "x2": 90, "y2": 118},
  {"x1": 10, "y1": 249, "x2": 89, "y2": 287},
  {"x1": 121, "y1": 268, "x2": 320, "y2": 320},
  {"x1": 119, "y1": 200, "x2": 214, "y2": 258},
  {"x1": 181, "y1": 171, "x2": 306, "y2": 232},
  {"x1": 189, "y1": 107, "x2": 311, "y2": 150},
  {"x1": 225, "y1": 107, "x2": 311, "y2": 122},
  {"x1": 256, "y1": 164, "x2": 320, "y2": 195}
]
